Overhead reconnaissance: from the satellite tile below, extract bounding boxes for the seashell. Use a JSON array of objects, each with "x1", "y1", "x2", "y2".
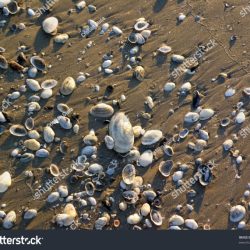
[
  {"x1": 83, "y1": 130, "x2": 98, "y2": 145},
  {"x1": 41, "y1": 79, "x2": 58, "y2": 89},
  {"x1": 194, "y1": 139, "x2": 207, "y2": 152},
  {"x1": 41, "y1": 89, "x2": 53, "y2": 99},
  {"x1": 243, "y1": 87, "x2": 250, "y2": 96},
  {"x1": 49, "y1": 164, "x2": 60, "y2": 177},
  {"x1": 199, "y1": 108, "x2": 214, "y2": 121},
  {"x1": 24, "y1": 209, "x2": 37, "y2": 220},
  {"x1": 58, "y1": 185, "x2": 68, "y2": 198},
  {"x1": 57, "y1": 103, "x2": 70, "y2": 114},
  {"x1": 28, "y1": 67, "x2": 38, "y2": 78},
  {"x1": 20, "y1": 153, "x2": 35, "y2": 163},
  {"x1": 0, "y1": 55, "x2": 8, "y2": 69},
  {"x1": 76, "y1": 1, "x2": 86, "y2": 10},
  {"x1": 130, "y1": 46, "x2": 139, "y2": 55},
  {"x1": 134, "y1": 20, "x2": 149, "y2": 31},
  {"x1": 184, "y1": 112, "x2": 199, "y2": 123},
  {"x1": 185, "y1": 219, "x2": 198, "y2": 229},
  {"x1": 76, "y1": 74, "x2": 86, "y2": 83},
  {"x1": 24, "y1": 139, "x2": 40, "y2": 151},
  {"x1": 127, "y1": 213, "x2": 142, "y2": 225},
  {"x1": 126, "y1": 149, "x2": 141, "y2": 163},
  {"x1": 104, "y1": 135, "x2": 114, "y2": 149},
  {"x1": 123, "y1": 190, "x2": 139, "y2": 204},
  {"x1": 60, "y1": 77, "x2": 76, "y2": 96},
  {"x1": 141, "y1": 130, "x2": 162, "y2": 145},
  {"x1": 109, "y1": 112, "x2": 134, "y2": 153},
  {"x1": 140, "y1": 203, "x2": 151, "y2": 217},
  {"x1": 180, "y1": 82, "x2": 192, "y2": 94},
  {"x1": 25, "y1": 117, "x2": 34, "y2": 131},
  {"x1": 122, "y1": 164, "x2": 136, "y2": 185},
  {"x1": 0, "y1": 0, "x2": 11, "y2": 8},
  {"x1": 0, "y1": 171, "x2": 11, "y2": 193},
  {"x1": 229, "y1": 205, "x2": 246, "y2": 223},
  {"x1": 199, "y1": 129, "x2": 209, "y2": 140},
  {"x1": 138, "y1": 150, "x2": 153, "y2": 167},
  {"x1": 150, "y1": 210, "x2": 162, "y2": 226},
  {"x1": 133, "y1": 66, "x2": 145, "y2": 81},
  {"x1": 143, "y1": 190, "x2": 157, "y2": 201},
  {"x1": 28, "y1": 102, "x2": 41, "y2": 112},
  {"x1": 27, "y1": 8, "x2": 36, "y2": 17},
  {"x1": 88, "y1": 197, "x2": 97, "y2": 206},
  {"x1": 159, "y1": 160, "x2": 173, "y2": 177},
  {"x1": 220, "y1": 117, "x2": 230, "y2": 127},
  {"x1": 81, "y1": 146, "x2": 97, "y2": 156},
  {"x1": 172, "y1": 171, "x2": 183, "y2": 182},
  {"x1": 238, "y1": 221, "x2": 246, "y2": 229},
  {"x1": 235, "y1": 111, "x2": 245, "y2": 124},
  {"x1": 28, "y1": 95, "x2": 40, "y2": 102},
  {"x1": 9, "y1": 91, "x2": 20, "y2": 100},
  {"x1": 0, "y1": 111, "x2": 7, "y2": 123},
  {"x1": 95, "y1": 216, "x2": 108, "y2": 230},
  {"x1": 164, "y1": 82, "x2": 175, "y2": 92},
  {"x1": 145, "y1": 96, "x2": 154, "y2": 109},
  {"x1": 47, "y1": 192, "x2": 60, "y2": 203},
  {"x1": 112, "y1": 26, "x2": 123, "y2": 35},
  {"x1": 119, "y1": 201, "x2": 127, "y2": 211},
  {"x1": 36, "y1": 149, "x2": 49, "y2": 158},
  {"x1": 58, "y1": 116, "x2": 72, "y2": 129},
  {"x1": 3, "y1": 211, "x2": 16, "y2": 229},
  {"x1": 42, "y1": 17, "x2": 58, "y2": 35},
  {"x1": 54, "y1": 33, "x2": 69, "y2": 44},
  {"x1": 135, "y1": 33, "x2": 146, "y2": 44},
  {"x1": 171, "y1": 54, "x2": 185, "y2": 63},
  {"x1": 101, "y1": 23, "x2": 109, "y2": 33},
  {"x1": 198, "y1": 165, "x2": 212, "y2": 186},
  {"x1": 133, "y1": 126, "x2": 144, "y2": 138},
  {"x1": 86, "y1": 163, "x2": 103, "y2": 176},
  {"x1": 9, "y1": 124, "x2": 27, "y2": 137},
  {"x1": 88, "y1": 19, "x2": 98, "y2": 30},
  {"x1": 59, "y1": 141, "x2": 68, "y2": 154},
  {"x1": 169, "y1": 226, "x2": 181, "y2": 230},
  {"x1": 225, "y1": 88, "x2": 235, "y2": 97},
  {"x1": 178, "y1": 13, "x2": 186, "y2": 22},
  {"x1": 169, "y1": 215, "x2": 184, "y2": 226},
  {"x1": 163, "y1": 145, "x2": 174, "y2": 157},
  {"x1": 158, "y1": 44, "x2": 172, "y2": 54},
  {"x1": 30, "y1": 56, "x2": 46, "y2": 71},
  {"x1": 104, "y1": 68, "x2": 113, "y2": 74},
  {"x1": 179, "y1": 128, "x2": 189, "y2": 139},
  {"x1": 26, "y1": 79, "x2": 41, "y2": 92},
  {"x1": 73, "y1": 124, "x2": 79, "y2": 134},
  {"x1": 28, "y1": 130, "x2": 40, "y2": 139},
  {"x1": 223, "y1": 139, "x2": 233, "y2": 151},
  {"x1": 85, "y1": 182, "x2": 95, "y2": 196},
  {"x1": 102, "y1": 60, "x2": 112, "y2": 68},
  {"x1": 7, "y1": 1, "x2": 20, "y2": 14},
  {"x1": 141, "y1": 29, "x2": 151, "y2": 39},
  {"x1": 90, "y1": 103, "x2": 114, "y2": 118}
]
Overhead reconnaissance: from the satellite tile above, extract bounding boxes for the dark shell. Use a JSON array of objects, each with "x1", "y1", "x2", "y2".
[{"x1": 9, "y1": 61, "x2": 24, "y2": 72}]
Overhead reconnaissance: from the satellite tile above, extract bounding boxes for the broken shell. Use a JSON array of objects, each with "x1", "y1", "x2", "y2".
[
  {"x1": 58, "y1": 116, "x2": 72, "y2": 129},
  {"x1": 104, "y1": 135, "x2": 115, "y2": 149},
  {"x1": 0, "y1": 55, "x2": 8, "y2": 69},
  {"x1": 159, "y1": 160, "x2": 173, "y2": 177},
  {"x1": 60, "y1": 77, "x2": 76, "y2": 96},
  {"x1": 123, "y1": 190, "x2": 139, "y2": 204},
  {"x1": 49, "y1": 164, "x2": 60, "y2": 177},
  {"x1": 158, "y1": 44, "x2": 172, "y2": 54},
  {"x1": 169, "y1": 214, "x2": 184, "y2": 226},
  {"x1": 185, "y1": 219, "x2": 198, "y2": 229},
  {"x1": 138, "y1": 150, "x2": 153, "y2": 167},
  {"x1": 26, "y1": 79, "x2": 41, "y2": 92},
  {"x1": 0, "y1": 171, "x2": 11, "y2": 193},
  {"x1": 24, "y1": 209, "x2": 37, "y2": 220},
  {"x1": 25, "y1": 117, "x2": 34, "y2": 131},
  {"x1": 150, "y1": 210, "x2": 162, "y2": 226},
  {"x1": 24, "y1": 139, "x2": 40, "y2": 151},
  {"x1": 140, "y1": 203, "x2": 151, "y2": 217},
  {"x1": 235, "y1": 112, "x2": 245, "y2": 124},
  {"x1": 41, "y1": 79, "x2": 58, "y2": 89},
  {"x1": 90, "y1": 103, "x2": 114, "y2": 118},
  {"x1": 54, "y1": 33, "x2": 69, "y2": 44},
  {"x1": 95, "y1": 216, "x2": 109, "y2": 230},
  {"x1": 3, "y1": 211, "x2": 16, "y2": 229},
  {"x1": 184, "y1": 112, "x2": 199, "y2": 123},
  {"x1": 141, "y1": 130, "x2": 162, "y2": 145},
  {"x1": 134, "y1": 20, "x2": 149, "y2": 31},
  {"x1": 122, "y1": 164, "x2": 136, "y2": 185},
  {"x1": 109, "y1": 112, "x2": 134, "y2": 153},
  {"x1": 9, "y1": 124, "x2": 27, "y2": 137},
  {"x1": 164, "y1": 82, "x2": 176, "y2": 92},
  {"x1": 30, "y1": 56, "x2": 46, "y2": 71},
  {"x1": 134, "y1": 66, "x2": 145, "y2": 81},
  {"x1": 42, "y1": 17, "x2": 58, "y2": 35},
  {"x1": 163, "y1": 145, "x2": 174, "y2": 157},
  {"x1": 229, "y1": 205, "x2": 246, "y2": 223},
  {"x1": 44, "y1": 126, "x2": 55, "y2": 143},
  {"x1": 223, "y1": 139, "x2": 233, "y2": 151},
  {"x1": 199, "y1": 108, "x2": 214, "y2": 120}
]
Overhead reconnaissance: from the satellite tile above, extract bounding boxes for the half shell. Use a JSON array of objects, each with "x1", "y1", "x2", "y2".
[{"x1": 90, "y1": 103, "x2": 114, "y2": 118}]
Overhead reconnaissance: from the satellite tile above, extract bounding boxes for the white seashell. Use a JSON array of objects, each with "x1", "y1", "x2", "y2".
[
  {"x1": 180, "y1": 82, "x2": 192, "y2": 94},
  {"x1": 178, "y1": 13, "x2": 186, "y2": 22},
  {"x1": 138, "y1": 150, "x2": 153, "y2": 167},
  {"x1": 60, "y1": 77, "x2": 76, "y2": 95},
  {"x1": 229, "y1": 205, "x2": 246, "y2": 222},
  {"x1": 141, "y1": 29, "x2": 151, "y2": 39},
  {"x1": 102, "y1": 60, "x2": 112, "y2": 68},
  {"x1": 27, "y1": 8, "x2": 36, "y2": 17},
  {"x1": 24, "y1": 209, "x2": 37, "y2": 220},
  {"x1": 104, "y1": 68, "x2": 113, "y2": 74},
  {"x1": 185, "y1": 219, "x2": 198, "y2": 229},
  {"x1": 140, "y1": 203, "x2": 151, "y2": 217},
  {"x1": 158, "y1": 44, "x2": 172, "y2": 54},
  {"x1": 134, "y1": 20, "x2": 149, "y2": 31},
  {"x1": 40, "y1": 89, "x2": 53, "y2": 99},
  {"x1": 30, "y1": 56, "x2": 46, "y2": 71},
  {"x1": 169, "y1": 215, "x2": 184, "y2": 226},
  {"x1": 159, "y1": 160, "x2": 173, "y2": 177},
  {"x1": 223, "y1": 139, "x2": 233, "y2": 151},
  {"x1": 9, "y1": 91, "x2": 20, "y2": 100},
  {"x1": 194, "y1": 139, "x2": 207, "y2": 152},
  {"x1": 36, "y1": 149, "x2": 49, "y2": 158},
  {"x1": 184, "y1": 112, "x2": 199, "y2": 123},
  {"x1": 47, "y1": 192, "x2": 60, "y2": 203},
  {"x1": 112, "y1": 26, "x2": 123, "y2": 35},
  {"x1": 83, "y1": 130, "x2": 98, "y2": 145},
  {"x1": 54, "y1": 33, "x2": 69, "y2": 44},
  {"x1": 0, "y1": 171, "x2": 11, "y2": 193},
  {"x1": 73, "y1": 124, "x2": 79, "y2": 134},
  {"x1": 88, "y1": 19, "x2": 98, "y2": 29},
  {"x1": 28, "y1": 67, "x2": 38, "y2": 78},
  {"x1": 122, "y1": 164, "x2": 136, "y2": 185},
  {"x1": 104, "y1": 135, "x2": 115, "y2": 149},
  {"x1": 3, "y1": 211, "x2": 16, "y2": 229},
  {"x1": 28, "y1": 130, "x2": 40, "y2": 139},
  {"x1": 24, "y1": 139, "x2": 40, "y2": 151},
  {"x1": 90, "y1": 103, "x2": 114, "y2": 118},
  {"x1": 81, "y1": 146, "x2": 97, "y2": 156},
  {"x1": 145, "y1": 96, "x2": 154, "y2": 109},
  {"x1": 109, "y1": 112, "x2": 134, "y2": 153},
  {"x1": 87, "y1": 163, "x2": 103, "y2": 175},
  {"x1": 119, "y1": 201, "x2": 127, "y2": 211},
  {"x1": 26, "y1": 79, "x2": 41, "y2": 91},
  {"x1": 238, "y1": 221, "x2": 246, "y2": 229},
  {"x1": 171, "y1": 54, "x2": 185, "y2": 63},
  {"x1": 225, "y1": 88, "x2": 235, "y2": 97},
  {"x1": 199, "y1": 129, "x2": 209, "y2": 140},
  {"x1": 235, "y1": 112, "x2": 245, "y2": 124},
  {"x1": 141, "y1": 130, "x2": 162, "y2": 145},
  {"x1": 163, "y1": 145, "x2": 174, "y2": 156},
  {"x1": 199, "y1": 108, "x2": 214, "y2": 120},
  {"x1": 56, "y1": 213, "x2": 70, "y2": 227},
  {"x1": 88, "y1": 197, "x2": 97, "y2": 206},
  {"x1": 150, "y1": 210, "x2": 162, "y2": 226},
  {"x1": 28, "y1": 102, "x2": 41, "y2": 112},
  {"x1": 101, "y1": 23, "x2": 109, "y2": 33},
  {"x1": 64, "y1": 204, "x2": 77, "y2": 219},
  {"x1": 0, "y1": 111, "x2": 7, "y2": 123},
  {"x1": 9, "y1": 124, "x2": 27, "y2": 137},
  {"x1": 76, "y1": 1, "x2": 86, "y2": 10},
  {"x1": 127, "y1": 213, "x2": 142, "y2": 224},
  {"x1": 58, "y1": 116, "x2": 72, "y2": 129},
  {"x1": 173, "y1": 171, "x2": 183, "y2": 182},
  {"x1": 164, "y1": 82, "x2": 175, "y2": 92},
  {"x1": 41, "y1": 79, "x2": 58, "y2": 89},
  {"x1": 76, "y1": 74, "x2": 86, "y2": 84},
  {"x1": 42, "y1": 17, "x2": 58, "y2": 34}
]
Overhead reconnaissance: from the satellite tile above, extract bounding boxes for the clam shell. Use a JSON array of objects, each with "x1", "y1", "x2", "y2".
[
  {"x1": 36, "y1": 149, "x2": 49, "y2": 158},
  {"x1": 126, "y1": 149, "x2": 140, "y2": 163},
  {"x1": 0, "y1": 55, "x2": 8, "y2": 69},
  {"x1": 198, "y1": 165, "x2": 212, "y2": 186},
  {"x1": 169, "y1": 215, "x2": 184, "y2": 226},
  {"x1": 86, "y1": 163, "x2": 103, "y2": 175},
  {"x1": 150, "y1": 210, "x2": 162, "y2": 226},
  {"x1": 9, "y1": 124, "x2": 27, "y2": 137},
  {"x1": 128, "y1": 33, "x2": 139, "y2": 44},
  {"x1": 102, "y1": 60, "x2": 112, "y2": 68},
  {"x1": 0, "y1": 171, "x2": 11, "y2": 193},
  {"x1": 141, "y1": 130, "x2": 163, "y2": 145},
  {"x1": 20, "y1": 153, "x2": 35, "y2": 163},
  {"x1": 7, "y1": 1, "x2": 19, "y2": 14},
  {"x1": 122, "y1": 164, "x2": 136, "y2": 185},
  {"x1": 26, "y1": 79, "x2": 41, "y2": 91},
  {"x1": 25, "y1": 117, "x2": 34, "y2": 130},
  {"x1": 49, "y1": 164, "x2": 60, "y2": 177},
  {"x1": 134, "y1": 20, "x2": 149, "y2": 31},
  {"x1": 127, "y1": 213, "x2": 142, "y2": 225},
  {"x1": 173, "y1": 171, "x2": 183, "y2": 182},
  {"x1": 185, "y1": 219, "x2": 198, "y2": 229},
  {"x1": 0, "y1": 111, "x2": 7, "y2": 123},
  {"x1": 112, "y1": 26, "x2": 123, "y2": 35},
  {"x1": 30, "y1": 56, "x2": 46, "y2": 71},
  {"x1": 180, "y1": 82, "x2": 191, "y2": 94},
  {"x1": 235, "y1": 111, "x2": 245, "y2": 124},
  {"x1": 199, "y1": 108, "x2": 214, "y2": 121},
  {"x1": 42, "y1": 17, "x2": 58, "y2": 34},
  {"x1": 179, "y1": 128, "x2": 189, "y2": 139},
  {"x1": 54, "y1": 33, "x2": 69, "y2": 44},
  {"x1": 58, "y1": 185, "x2": 68, "y2": 198},
  {"x1": 229, "y1": 205, "x2": 246, "y2": 223},
  {"x1": 104, "y1": 135, "x2": 114, "y2": 149},
  {"x1": 184, "y1": 112, "x2": 199, "y2": 123},
  {"x1": 85, "y1": 182, "x2": 95, "y2": 196},
  {"x1": 24, "y1": 209, "x2": 37, "y2": 220},
  {"x1": 58, "y1": 116, "x2": 72, "y2": 129},
  {"x1": 57, "y1": 103, "x2": 71, "y2": 114},
  {"x1": 60, "y1": 77, "x2": 76, "y2": 95},
  {"x1": 123, "y1": 190, "x2": 139, "y2": 204},
  {"x1": 90, "y1": 103, "x2": 114, "y2": 118},
  {"x1": 47, "y1": 192, "x2": 60, "y2": 203},
  {"x1": 44, "y1": 126, "x2": 55, "y2": 143},
  {"x1": 158, "y1": 160, "x2": 173, "y2": 177},
  {"x1": 41, "y1": 89, "x2": 53, "y2": 99},
  {"x1": 171, "y1": 54, "x2": 185, "y2": 63},
  {"x1": 134, "y1": 66, "x2": 145, "y2": 81},
  {"x1": 138, "y1": 150, "x2": 153, "y2": 167},
  {"x1": 41, "y1": 79, "x2": 58, "y2": 89},
  {"x1": 3, "y1": 211, "x2": 16, "y2": 229},
  {"x1": 164, "y1": 82, "x2": 175, "y2": 92},
  {"x1": 158, "y1": 45, "x2": 172, "y2": 54},
  {"x1": 109, "y1": 112, "x2": 134, "y2": 153},
  {"x1": 140, "y1": 203, "x2": 151, "y2": 217},
  {"x1": 28, "y1": 102, "x2": 41, "y2": 112},
  {"x1": 24, "y1": 139, "x2": 40, "y2": 151}
]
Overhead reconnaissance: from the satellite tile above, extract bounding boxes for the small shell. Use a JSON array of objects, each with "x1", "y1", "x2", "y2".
[
  {"x1": 171, "y1": 54, "x2": 185, "y2": 63},
  {"x1": 30, "y1": 56, "x2": 46, "y2": 71},
  {"x1": 169, "y1": 215, "x2": 184, "y2": 226},
  {"x1": 127, "y1": 213, "x2": 142, "y2": 225},
  {"x1": 49, "y1": 164, "x2": 60, "y2": 177},
  {"x1": 199, "y1": 108, "x2": 214, "y2": 121},
  {"x1": 138, "y1": 150, "x2": 153, "y2": 167},
  {"x1": 0, "y1": 171, "x2": 11, "y2": 193},
  {"x1": 73, "y1": 124, "x2": 79, "y2": 134},
  {"x1": 243, "y1": 87, "x2": 250, "y2": 96},
  {"x1": 158, "y1": 44, "x2": 172, "y2": 54},
  {"x1": 42, "y1": 17, "x2": 58, "y2": 34},
  {"x1": 58, "y1": 116, "x2": 72, "y2": 129},
  {"x1": 41, "y1": 89, "x2": 53, "y2": 99},
  {"x1": 223, "y1": 139, "x2": 233, "y2": 151},
  {"x1": 184, "y1": 112, "x2": 199, "y2": 123},
  {"x1": 0, "y1": 112, "x2": 7, "y2": 123},
  {"x1": 230, "y1": 205, "x2": 246, "y2": 222},
  {"x1": 24, "y1": 209, "x2": 37, "y2": 220},
  {"x1": 58, "y1": 185, "x2": 68, "y2": 198},
  {"x1": 28, "y1": 102, "x2": 41, "y2": 112},
  {"x1": 134, "y1": 66, "x2": 145, "y2": 81},
  {"x1": 41, "y1": 79, "x2": 58, "y2": 89},
  {"x1": 112, "y1": 26, "x2": 123, "y2": 35},
  {"x1": 134, "y1": 20, "x2": 149, "y2": 31},
  {"x1": 47, "y1": 192, "x2": 60, "y2": 203},
  {"x1": 164, "y1": 82, "x2": 175, "y2": 92},
  {"x1": 133, "y1": 126, "x2": 144, "y2": 138},
  {"x1": 172, "y1": 171, "x2": 183, "y2": 182},
  {"x1": 123, "y1": 190, "x2": 139, "y2": 204},
  {"x1": 54, "y1": 33, "x2": 69, "y2": 44},
  {"x1": 28, "y1": 67, "x2": 38, "y2": 78},
  {"x1": 141, "y1": 130, "x2": 163, "y2": 145},
  {"x1": 24, "y1": 117, "x2": 34, "y2": 130},
  {"x1": 163, "y1": 145, "x2": 174, "y2": 156},
  {"x1": 102, "y1": 60, "x2": 112, "y2": 68},
  {"x1": 86, "y1": 163, "x2": 103, "y2": 176},
  {"x1": 194, "y1": 139, "x2": 207, "y2": 152},
  {"x1": 57, "y1": 103, "x2": 71, "y2": 114},
  {"x1": 159, "y1": 160, "x2": 173, "y2": 177},
  {"x1": 140, "y1": 203, "x2": 151, "y2": 217},
  {"x1": 150, "y1": 210, "x2": 162, "y2": 226},
  {"x1": 20, "y1": 153, "x2": 35, "y2": 163},
  {"x1": 90, "y1": 103, "x2": 114, "y2": 118},
  {"x1": 180, "y1": 82, "x2": 192, "y2": 94},
  {"x1": 235, "y1": 112, "x2": 245, "y2": 124},
  {"x1": 220, "y1": 118, "x2": 230, "y2": 127},
  {"x1": 85, "y1": 182, "x2": 95, "y2": 196},
  {"x1": 36, "y1": 149, "x2": 49, "y2": 158},
  {"x1": 26, "y1": 79, "x2": 41, "y2": 92},
  {"x1": 145, "y1": 96, "x2": 154, "y2": 109},
  {"x1": 76, "y1": 1, "x2": 86, "y2": 10},
  {"x1": 60, "y1": 77, "x2": 76, "y2": 96},
  {"x1": 122, "y1": 164, "x2": 136, "y2": 185},
  {"x1": 24, "y1": 139, "x2": 40, "y2": 151},
  {"x1": 7, "y1": 1, "x2": 20, "y2": 15},
  {"x1": 185, "y1": 219, "x2": 198, "y2": 229},
  {"x1": 83, "y1": 130, "x2": 98, "y2": 145},
  {"x1": 44, "y1": 126, "x2": 55, "y2": 143},
  {"x1": 104, "y1": 135, "x2": 115, "y2": 149},
  {"x1": 81, "y1": 146, "x2": 97, "y2": 156},
  {"x1": 225, "y1": 88, "x2": 235, "y2": 97},
  {"x1": 9, "y1": 124, "x2": 27, "y2": 137},
  {"x1": 179, "y1": 128, "x2": 189, "y2": 139},
  {"x1": 3, "y1": 211, "x2": 16, "y2": 229},
  {"x1": 141, "y1": 29, "x2": 151, "y2": 39},
  {"x1": 0, "y1": 55, "x2": 8, "y2": 69}
]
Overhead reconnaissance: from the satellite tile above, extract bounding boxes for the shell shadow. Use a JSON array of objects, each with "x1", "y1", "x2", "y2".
[
  {"x1": 153, "y1": 0, "x2": 168, "y2": 13},
  {"x1": 34, "y1": 28, "x2": 52, "y2": 53}
]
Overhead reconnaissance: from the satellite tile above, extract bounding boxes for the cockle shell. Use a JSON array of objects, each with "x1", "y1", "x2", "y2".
[
  {"x1": 60, "y1": 77, "x2": 76, "y2": 95},
  {"x1": 109, "y1": 112, "x2": 134, "y2": 153},
  {"x1": 122, "y1": 164, "x2": 136, "y2": 185},
  {"x1": 44, "y1": 126, "x2": 55, "y2": 143},
  {"x1": 42, "y1": 17, "x2": 58, "y2": 34},
  {"x1": 90, "y1": 103, "x2": 114, "y2": 118},
  {"x1": 141, "y1": 130, "x2": 163, "y2": 145},
  {"x1": 0, "y1": 171, "x2": 11, "y2": 193}
]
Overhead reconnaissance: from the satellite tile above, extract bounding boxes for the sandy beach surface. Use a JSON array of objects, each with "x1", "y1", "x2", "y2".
[{"x1": 0, "y1": 0, "x2": 250, "y2": 230}]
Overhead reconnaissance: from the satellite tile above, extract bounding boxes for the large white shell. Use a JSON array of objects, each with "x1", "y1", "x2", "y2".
[
  {"x1": 60, "y1": 77, "x2": 76, "y2": 95},
  {"x1": 199, "y1": 108, "x2": 214, "y2": 120},
  {"x1": 230, "y1": 205, "x2": 246, "y2": 222},
  {"x1": 42, "y1": 17, "x2": 58, "y2": 34},
  {"x1": 141, "y1": 130, "x2": 162, "y2": 145},
  {"x1": 0, "y1": 171, "x2": 11, "y2": 193},
  {"x1": 109, "y1": 112, "x2": 134, "y2": 153},
  {"x1": 138, "y1": 150, "x2": 153, "y2": 167}
]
